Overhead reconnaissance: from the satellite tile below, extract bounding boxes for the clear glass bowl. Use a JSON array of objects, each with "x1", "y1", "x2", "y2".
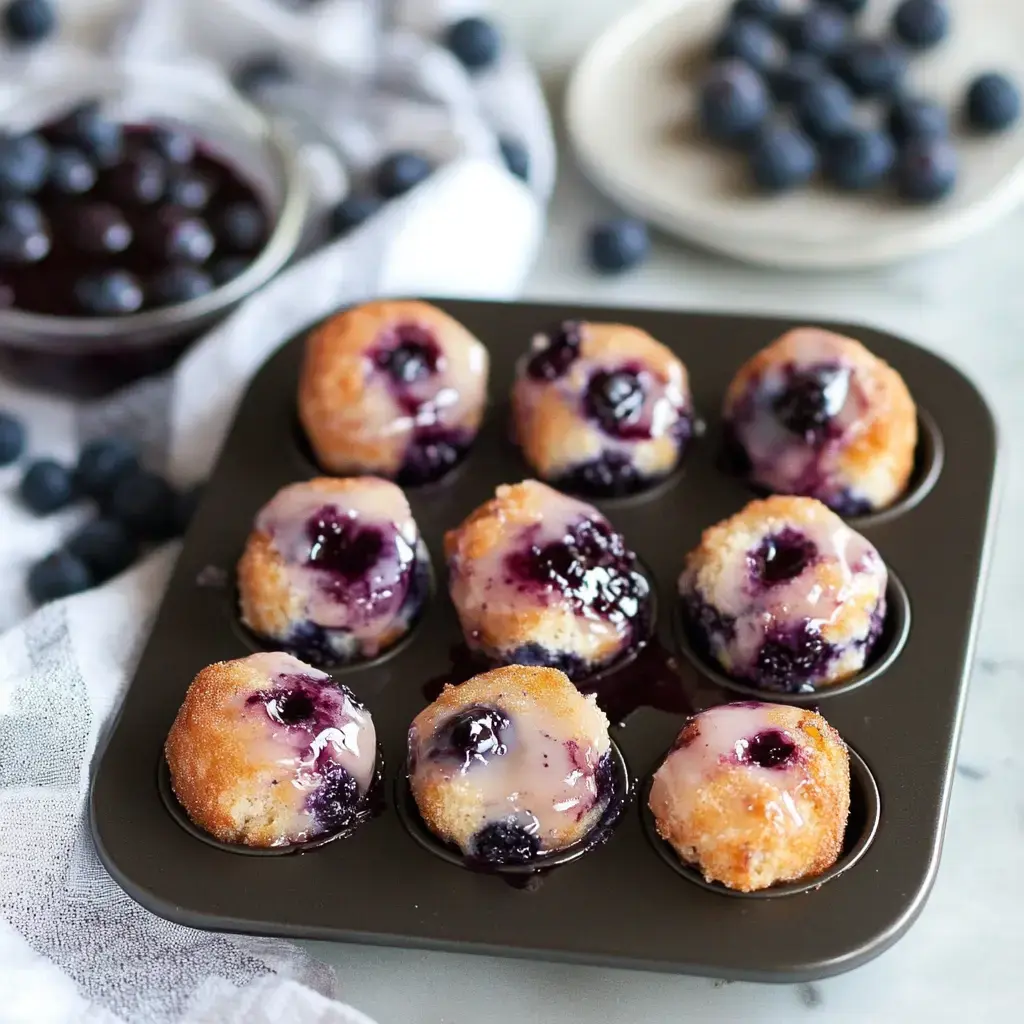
[{"x1": 0, "y1": 63, "x2": 310, "y2": 396}]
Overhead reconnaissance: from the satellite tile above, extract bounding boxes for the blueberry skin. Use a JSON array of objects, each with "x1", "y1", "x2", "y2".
[
  {"x1": 796, "y1": 76, "x2": 856, "y2": 142},
  {"x1": 824, "y1": 129, "x2": 896, "y2": 190},
  {"x1": 588, "y1": 218, "x2": 650, "y2": 274},
  {"x1": 150, "y1": 126, "x2": 195, "y2": 165},
  {"x1": 66, "y1": 519, "x2": 138, "y2": 582},
  {"x1": 0, "y1": 410, "x2": 26, "y2": 466},
  {"x1": 445, "y1": 17, "x2": 502, "y2": 71},
  {"x1": 69, "y1": 203, "x2": 132, "y2": 255},
  {"x1": 498, "y1": 137, "x2": 530, "y2": 181},
  {"x1": 731, "y1": 0, "x2": 780, "y2": 20},
  {"x1": 374, "y1": 152, "x2": 433, "y2": 199},
  {"x1": 106, "y1": 470, "x2": 176, "y2": 540},
  {"x1": 52, "y1": 102, "x2": 123, "y2": 167},
  {"x1": 749, "y1": 124, "x2": 818, "y2": 193},
  {"x1": 888, "y1": 96, "x2": 949, "y2": 142},
  {"x1": 232, "y1": 54, "x2": 291, "y2": 96},
  {"x1": 966, "y1": 73, "x2": 1022, "y2": 133},
  {"x1": 0, "y1": 133, "x2": 50, "y2": 195},
  {"x1": 74, "y1": 270, "x2": 144, "y2": 316},
  {"x1": 166, "y1": 171, "x2": 214, "y2": 211},
  {"x1": 149, "y1": 266, "x2": 214, "y2": 306},
  {"x1": 3, "y1": 0, "x2": 56, "y2": 45},
  {"x1": 834, "y1": 40, "x2": 908, "y2": 98},
  {"x1": 329, "y1": 195, "x2": 382, "y2": 237},
  {"x1": 896, "y1": 137, "x2": 958, "y2": 203},
  {"x1": 19, "y1": 458, "x2": 75, "y2": 514},
  {"x1": 27, "y1": 552, "x2": 93, "y2": 606},
  {"x1": 216, "y1": 201, "x2": 265, "y2": 252},
  {"x1": 698, "y1": 60, "x2": 771, "y2": 144},
  {"x1": 0, "y1": 196, "x2": 51, "y2": 263},
  {"x1": 472, "y1": 819, "x2": 541, "y2": 864},
  {"x1": 47, "y1": 146, "x2": 97, "y2": 196},
  {"x1": 782, "y1": 7, "x2": 849, "y2": 58},
  {"x1": 770, "y1": 53, "x2": 826, "y2": 103},
  {"x1": 74, "y1": 438, "x2": 139, "y2": 501},
  {"x1": 892, "y1": 0, "x2": 949, "y2": 50},
  {"x1": 714, "y1": 17, "x2": 779, "y2": 74}
]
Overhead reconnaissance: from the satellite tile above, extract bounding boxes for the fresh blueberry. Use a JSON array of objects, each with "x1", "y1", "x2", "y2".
[
  {"x1": 150, "y1": 126, "x2": 195, "y2": 165},
  {"x1": 105, "y1": 470, "x2": 176, "y2": 540},
  {"x1": 714, "y1": 17, "x2": 780, "y2": 73},
  {"x1": 73, "y1": 269, "x2": 144, "y2": 316},
  {"x1": 3, "y1": 0, "x2": 55, "y2": 45},
  {"x1": 731, "y1": 0, "x2": 780, "y2": 20},
  {"x1": 147, "y1": 209, "x2": 215, "y2": 263},
  {"x1": 51, "y1": 102, "x2": 123, "y2": 167},
  {"x1": 209, "y1": 255, "x2": 250, "y2": 285},
  {"x1": 498, "y1": 136, "x2": 530, "y2": 181},
  {"x1": 232, "y1": 54, "x2": 291, "y2": 96},
  {"x1": 172, "y1": 484, "x2": 203, "y2": 535},
  {"x1": 588, "y1": 217, "x2": 650, "y2": 274},
  {"x1": 74, "y1": 437, "x2": 139, "y2": 500},
  {"x1": 27, "y1": 551, "x2": 92, "y2": 606},
  {"x1": 824, "y1": 128, "x2": 896, "y2": 190},
  {"x1": 0, "y1": 197, "x2": 50, "y2": 263},
  {"x1": 373, "y1": 152, "x2": 433, "y2": 199},
  {"x1": 444, "y1": 16, "x2": 501, "y2": 71},
  {"x1": 106, "y1": 150, "x2": 166, "y2": 205},
  {"x1": 896, "y1": 136, "x2": 957, "y2": 202},
  {"x1": 0, "y1": 132, "x2": 50, "y2": 195},
  {"x1": 782, "y1": 7, "x2": 849, "y2": 57},
  {"x1": 66, "y1": 519, "x2": 138, "y2": 582},
  {"x1": 47, "y1": 147, "x2": 97, "y2": 195},
  {"x1": 149, "y1": 266, "x2": 214, "y2": 306},
  {"x1": 834, "y1": 40, "x2": 907, "y2": 98},
  {"x1": 965, "y1": 73, "x2": 1022, "y2": 133},
  {"x1": 472, "y1": 817, "x2": 541, "y2": 864},
  {"x1": 69, "y1": 202, "x2": 132, "y2": 255},
  {"x1": 19, "y1": 458, "x2": 75, "y2": 513},
  {"x1": 770, "y1": 53, "x2": 826, "y2": 103},
  {"x1": 892, "y1": 0, "x2": 949, "y2": 50},
  {"x1": 796, "y1": 75, "x2": 856, "y2": 142},
  {"x1": 329, "y1": 194, "x2": 382, "y2": 237},
  {"x1": 698, "y1": 60, "x2": 771, "y2": 144},
  {"x1": 166, "y1": 170, "x2": 215, "y2": 211},
  {"x1": 215, "y1": 201, "x2": 265, "y2": 252},
  {"x1": 0, "y1": 410, "x2": 26, "y2": 466},
  {"x1": 749, "y1": 123, "x2": 818, "y2": 192},
  {"x1": 586, "y1": 370, "x2": 646, "y2": 434},
  {"x1": 888, "y1": 95, "x2": 949, "y2": 142}
]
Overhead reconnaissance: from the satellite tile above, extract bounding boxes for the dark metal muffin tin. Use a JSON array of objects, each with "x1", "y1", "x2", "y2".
[{"x1": 90, "y1": 300, "x2": 999, "y2": 982}]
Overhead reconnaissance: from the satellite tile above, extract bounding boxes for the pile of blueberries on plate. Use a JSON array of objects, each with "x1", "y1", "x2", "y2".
[
  {"x1": 0, "y1": 408, "x2": 201, "y2": 605},
  {"x1": 698, "y1": 0, "x2": 1022, "y2": 199}
]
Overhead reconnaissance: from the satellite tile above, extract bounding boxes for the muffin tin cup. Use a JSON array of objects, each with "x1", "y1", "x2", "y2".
[{"x1": 90, "y1": 300, "x2": 998, "y2": 982}]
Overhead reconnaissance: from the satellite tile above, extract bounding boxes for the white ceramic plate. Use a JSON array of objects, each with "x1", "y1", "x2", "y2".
[{"x1": 565, "y1": 0, "x2": 1024, "y2": 269}]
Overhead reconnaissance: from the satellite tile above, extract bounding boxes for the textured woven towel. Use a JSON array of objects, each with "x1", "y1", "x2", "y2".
[{"x1": 0, "y1": 1, "x2": 550, "y2": 1020}]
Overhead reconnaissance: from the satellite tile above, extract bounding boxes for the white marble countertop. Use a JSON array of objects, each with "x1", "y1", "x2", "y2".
[{"x1": 302, "y1": 5, "x2": 1022, "y2": 1020}]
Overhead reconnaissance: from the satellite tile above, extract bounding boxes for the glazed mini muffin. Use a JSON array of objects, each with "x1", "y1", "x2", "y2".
[
  {"x1": 445, "y1": 480, "x2": 651, "y2": 680},
  {"x1": 512, "y1": 320, "x2": 694, "y2": 496},
  {"x1": 648, "y1": 702, "x2": 851, "y2": 892},
  {"x1": 408, "y1": 665, "x2": 615, "y2": 864},
  {"x1": 165, "y1": 652, "x2": 377, "y2": 847},
  {"x1": 723, "y1": 327, "x2": 917, "y2": 515},
  {"x1": 680, "y1": 496, "x2": 886, "y2": 693},
  {"x1": 238, "y1": 476, "x2": 429, "y2": 665},
  {"x1": 298, "y1": 299, "x2": 489, "y2": 485}
]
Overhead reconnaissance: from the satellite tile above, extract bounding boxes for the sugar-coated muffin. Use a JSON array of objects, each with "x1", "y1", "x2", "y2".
[
  {"x1": 680, "y1": 496, "x2": 886, "y2": 692},
  {"x1": 238, "y1": 476, "x2": 429, "y2": 665},
  {"x1": 511, "y1": 320, "x2": 694, "y2": 496},
  {"x1": 649, "y1": 702, "x2": 851, "y2": 892},
  {"x1": 165, "y1": 652, "x2": 377, "y2": 847},
  {"x1": 299, "y1": 299, "x2": 489, "y2": 485},
  {"x1": 445, "y1": 480, "x2": 651, "y2": 680},
  {"x1": 723, "y1": 327, "x2": 917, "y2": 515},
  {"x1": 408, "y1": 665, "x2": 614, "y2": 864}
]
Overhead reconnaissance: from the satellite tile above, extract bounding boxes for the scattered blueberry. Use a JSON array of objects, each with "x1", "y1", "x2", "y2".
[
  {"x1": 498, "y1": 136, "x2": 530, "y2": 181},
  {"x1": 770, "y1": 53, "x2": 826, "y2": 103},
  {"x1": 888, "y1": 95, "x2": 949, "y2": 142},
  {"x1": 714, "y1": 17, "x2": 780, "y2": 74},
  {"x1": 52, "y1": 102, "x2": 123, "y2": 167},
  {"x1": 892, "y1": 0, "x2": 949, "y2": 50},
  {"x1": 150, "y1": 126, "x2": 195, "y2": 165},
  {"x1": 824, "y1": 128, "x2": 896, "y2": 190},
  {"x1": 444, "y1": 16, "x2": 501, "y2": 71},
  {"x1": 166, "y1": 170, "x2": 215, "y2": 211},
  {"x1": 27, "y1": 551, "x2": 92, "y2": 606},
  {"x1": 3, "y1": 0, "x2": 55, "y2": 45},
  {"x1": 149, "y1": 266, "x2": 214, "y2": 306},
  {"x1": 69, "y1": 203, "x2": 132, "y2": 255},
  {"x1": 215, "y1": 201, "x2": 265, "y2": 252},
  {"x1": 232, "y1": 54, "x2": 291, "y2": 96},
  {"x1": 47, "y1": 147, "x2": 97, "y2": 196},
  {"x1": 0, "y1": 410, "x2": 26, "y2": 466},
  {"x1": 472, "y1": 818, "x2": 541, "y2": 864},
  {"x1": 106, "y1": 470, "x2": 176, "y2": 540},
  {"x1": 587, "y1": 217, "x2": 650, "y2": 274},
  {"x1": 172, "y1": 483, "x2": 203, "y2": 535},
  {"x1": 782, "y1": 7, "x2": 849, "y2": 58},
  {"x1": 0, "y1": 197, "x2": 51, "y2": 263},
  {"x1": 19, "y1": 458, "x2": 75, "y2": 513},
  {"x1": 834, "y1": 40, "x2": 907, "y2": 98},
  {"x1": 749, "y1": 123, "x2": 818, "y2": 192},
  {"x1": 965, "y1": 73, "x2": 1022, "y2": 133},
  {"x1": 73, "y1": 269, "x2": 145, "y2": 316},
  {"x1": 107, "y1": 150, "x2": 166, "y2": 205},
  {"x1": 147, "y1": 209, "x2": 215, "y2": 263},
  {"x1": 0, "y1": 133, "x2": 50, "y2": 195},
  {"x1": 373, "y1": 151, "x2": 433, "y2": 199},
  {"x1": 896, "y1": 136, "x2": 958, "y2": 202},
  {"x1": 731, "y1": 0, "x2": 780, "y2": 20},
  {"x1": 66, "y1": 519, "x2": 138, "y2": 582},
  {"x1": 74, "y1": 437, "x2": 139, "y2": 501},
  {"x1": 329, "y1": 194, "x2": 382, "y2": 237},
  {"x1": 796, "y1": 75, "x2": 856, "y2": 142},
  {"x1": 209, "y1": 256, "x2": 250, "y2": 286},
  {"x1": 698, "y1": 60, "x2": 771, "y2": 144}
]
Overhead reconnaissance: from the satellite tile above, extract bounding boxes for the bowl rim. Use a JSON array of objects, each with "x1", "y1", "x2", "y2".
[{"x1": 0, "y1": 65, "x2": 311, "y2": 348}]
